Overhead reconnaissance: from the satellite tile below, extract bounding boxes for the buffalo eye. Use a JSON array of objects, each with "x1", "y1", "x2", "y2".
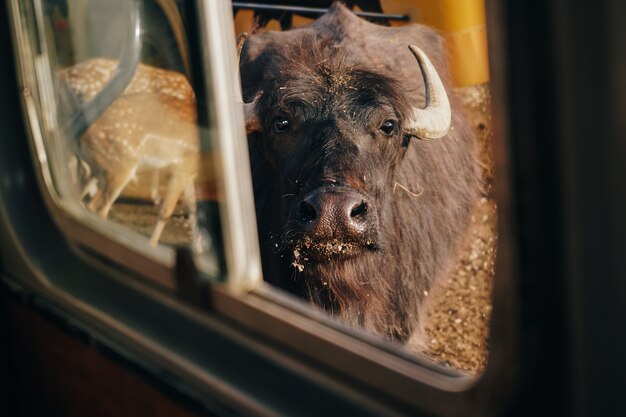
[
  {"x1": 380, "y1": 120, "x2": 397, "y2": 136},
  {"x1": 272, "y1": 117, "x2": 290, "y2": 133}
]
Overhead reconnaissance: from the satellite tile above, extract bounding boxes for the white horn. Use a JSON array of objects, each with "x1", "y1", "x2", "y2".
[
  {"x1": 236, "y1": 32, "x2": 260, "y2": 133},
  {"x1": 405, "y1": 45, "x2": 451, "y2": 140}
]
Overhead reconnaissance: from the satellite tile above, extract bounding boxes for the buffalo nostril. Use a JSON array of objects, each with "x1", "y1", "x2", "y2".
[
  {"x1": 298, "y1": 200, "x2": 317, "y2": 223},
  {"x1": 350, "y1": 200, "x2": 368, "y2": 219}
]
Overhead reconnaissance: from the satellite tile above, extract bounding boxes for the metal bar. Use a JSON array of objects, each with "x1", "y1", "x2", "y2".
[{"x1": 231, "y1": 2, "x2": 410, "y2": 21}]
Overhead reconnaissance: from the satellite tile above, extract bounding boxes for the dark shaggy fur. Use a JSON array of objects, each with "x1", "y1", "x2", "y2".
[{"x1": 240, "y1": 4, "x2": 480, "y2": 348}]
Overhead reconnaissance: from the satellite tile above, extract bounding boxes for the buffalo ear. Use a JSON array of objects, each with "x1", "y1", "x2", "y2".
[
  {"x1": 236, "y1": 32, "x2": 261, "y2": 133},
  {"x1": 236, "y1": 32, "x2": 248, "y2": 56}
]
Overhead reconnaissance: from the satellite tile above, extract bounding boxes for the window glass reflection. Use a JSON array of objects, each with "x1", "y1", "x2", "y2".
[{"x1": 34, "y1": 1, "x2": 218, "y2": 263}]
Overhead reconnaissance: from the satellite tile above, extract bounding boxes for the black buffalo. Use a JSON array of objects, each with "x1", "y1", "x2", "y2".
[{"x1": 239, "y1": 3, "x2": 480, "y2": 350}]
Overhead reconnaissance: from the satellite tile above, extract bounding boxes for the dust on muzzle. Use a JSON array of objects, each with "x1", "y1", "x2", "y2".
[{"x1": 288, "y1": 185, "x2": 380, "y2": 268}]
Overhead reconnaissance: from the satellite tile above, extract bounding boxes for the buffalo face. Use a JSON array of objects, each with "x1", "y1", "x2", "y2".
[{"x1": 254, "y1": 62, "x2": 411, "y2": 272}]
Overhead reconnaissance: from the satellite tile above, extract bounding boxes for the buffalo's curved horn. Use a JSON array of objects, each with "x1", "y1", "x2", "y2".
[
  {"x1": 236, "y1": 32, "x2": 261, "y2": 133},
  {"x1": 405, "y1": 45, "x2": 451, "y2": 140}
]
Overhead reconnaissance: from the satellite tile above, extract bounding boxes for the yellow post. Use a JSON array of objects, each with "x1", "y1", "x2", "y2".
[{"x1": 382, "y1": 0, "x2": 489, "y2": 87}]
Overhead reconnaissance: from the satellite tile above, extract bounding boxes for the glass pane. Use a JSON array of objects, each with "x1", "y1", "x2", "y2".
[
  {"x1": 16, "y1": 0, "x2": 221, "y2": 277},
  {"x1": 235, "y1": 1, "x2": 495, "y2": 374}
]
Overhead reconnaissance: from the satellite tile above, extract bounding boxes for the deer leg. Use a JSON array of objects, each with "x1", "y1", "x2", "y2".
[
  {"x1": 81, "y1": 177, "x2": 98, "y2": 200},
  {"x1": 71, "y1": 156, "x2": 97, "y2": 200},
  {"x1": 150, "y1": 174, "x2": 188, "y2": 247},
  {"x1": 150, "y1": 170, "x2": 161, "y2": 205},
  {"x1": 182, "y1": 182, "x2": 204, "y2": 252},
  {"x1": 80, "y1": 159, "x2": 92, "y2": 183},
  {"x1": 183, "y1": 182, "x2": 197, "y2": 220},
  {"x1": 89, "y1": 166, "x2": 137, "y2": 219}
]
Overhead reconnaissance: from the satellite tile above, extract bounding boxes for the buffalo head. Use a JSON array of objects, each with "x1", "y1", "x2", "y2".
[{"x1": 239, "y1": 4, "x2": 480, "y2": 348}]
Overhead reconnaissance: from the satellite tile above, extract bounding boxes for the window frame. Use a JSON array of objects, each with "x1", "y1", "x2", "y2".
[
  {"x1": 1, "y1": 0, "x2": 521, "y2": 416},
  {"x1": 8, "y1": 0, "x2": 264, "y2": 291}
]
